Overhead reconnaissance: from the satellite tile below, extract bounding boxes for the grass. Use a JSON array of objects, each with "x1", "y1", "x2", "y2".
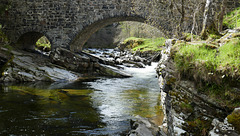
[
  {"x1": 216, "y1": 38, "x2": 240, "y2": 74},
  {"x1": 172, "y1": 38, "x2": 240, "y2": 83},
  {"x1": 223, "y1": 7, "x2": 240, "y2": 29},
  {"x1": 172, "y1": 37, "x2": 240, "y2": 109},
  {"x1": 123, "y1": 37, "x2": 165, "y2": 52}
]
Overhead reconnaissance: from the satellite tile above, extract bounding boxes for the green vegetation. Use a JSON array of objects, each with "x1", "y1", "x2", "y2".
[
  {"x1": 36, "y1": 36, "x2": 51, "y2": 52},
  {"x1": 123, "y1": 37, "x2": 165, "y2": 52},
  {"x1": 227, "y1": 109, "x2": 240, "y2": 132},
  {"x1": 180, "y1": 102, "x2": 193, "y2": 113},
  {"x1": 199, "y1": 84, "x2": 240, "y2": 108},
  {"x1": 0, "y1": 25, "x2": 9, "y2": 45},
  {"x1": 0, "y1": 2, "x2": 11, "y2": 15},
  {"x1": 172, "y1": 38, "x2": 240, "y2": 84},
  {"x1": 182, "y1": 33, "x2": 201, "y2": 42},
  {"x1": 223, "y1": 7, "x2": 240, "y2": 29},
  {"x1": 186, "y1": 118, "x2": 212, "y2": 136}
]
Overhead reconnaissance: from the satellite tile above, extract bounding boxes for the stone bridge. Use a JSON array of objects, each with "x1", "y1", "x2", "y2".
[{"x1": 0, "y1": 0, "x2": 239, "y2": 51}]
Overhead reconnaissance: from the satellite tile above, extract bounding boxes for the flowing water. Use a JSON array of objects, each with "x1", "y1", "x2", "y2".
[{"x1": 0, "y1": 61, "x2": 163, "y2": 135}]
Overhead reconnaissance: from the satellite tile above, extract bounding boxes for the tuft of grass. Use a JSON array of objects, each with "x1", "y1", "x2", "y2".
[
  {"x1": 123, "y1": 37, "x2": 165, "y2": 52},
  {"x1": 223, "y1": 7, "x2": 240, "y2": 29}
]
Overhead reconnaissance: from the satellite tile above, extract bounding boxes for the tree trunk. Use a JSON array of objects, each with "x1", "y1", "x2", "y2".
[
  {"x1": 218, "y1": 0, "x2": 225, "y2": 32},
  {"x1": 200, "y1": 0, "x2": 218, "y2": 39}
]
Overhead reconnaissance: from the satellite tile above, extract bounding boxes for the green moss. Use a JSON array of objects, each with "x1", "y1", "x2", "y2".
[
  {"x1": 227, "y1": 110, "x2": 240, "y2": 132},
  {"x1": 186, "y1": 118, "x2": 212, "y2": 136},
  {"x1": 223, "y1": 7, "x2": 240, "y2": 29},
  {"x1": 180, "y1": 102, "x2": 193, "y2": 113},
  {"x1": 199, "y1": 84, "x2": 240, "y2": 109},
  {"x1": 0, "y1": 25, "x2": 10, "y2": 45},
  {"x1": 0, "y1": 55, "x2": 13, "y2": 77},
  {"x1": 182, "y1": 33, "x2": 201, "y2": 42},
  {"x1": 123, "y1": 37, "x2": 165, "y2": 52},
  {"x1": 166, "y1": 77, "x2": 176, "y2": 85}
]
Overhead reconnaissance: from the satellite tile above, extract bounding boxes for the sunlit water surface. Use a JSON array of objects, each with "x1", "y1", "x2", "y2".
[{"x1": 0, "y1": 63, "x2": 163, "y2": 136}]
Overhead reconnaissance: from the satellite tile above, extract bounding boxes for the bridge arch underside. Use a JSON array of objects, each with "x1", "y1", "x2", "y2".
[{"x1": 70, "y1": 16, "x2": 146, "y2": 52}]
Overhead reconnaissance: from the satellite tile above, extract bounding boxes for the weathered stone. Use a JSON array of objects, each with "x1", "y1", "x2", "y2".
[
  {"x1": 1, "y1": 0, "x2": 237, "y2": 51},
  {"x1": 50, "y1": 47, "x2": 132, "y2": 77},
  {"x1": 156, "y1": 38, "x2": 240, "y2": 135},
  {"x1": 128, "y1": 116, "x2": 160, "y2": 136},
  {"x1": 0, "y1": 48, "x2": 82, "y2": 82}
]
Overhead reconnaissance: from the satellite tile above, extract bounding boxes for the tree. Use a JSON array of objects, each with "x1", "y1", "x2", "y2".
[
  {"x1": 131, "y1": 0, "x2": 206, "y2": 38},
  {"x1": 200, "y1": 0, "x2": 220, "y2": 39}
]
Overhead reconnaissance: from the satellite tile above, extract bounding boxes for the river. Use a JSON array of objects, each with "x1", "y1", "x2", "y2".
[{"x1": 0, "y1": 54, "x2": 163, "y2": 136}]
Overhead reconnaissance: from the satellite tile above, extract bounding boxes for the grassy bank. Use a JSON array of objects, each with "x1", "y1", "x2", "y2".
[
  {"x1": 223, "y1": 7, "x2": 240, "y2": 29},
  {"x1": 122, "y1": 37, "x2": 165, "y2": 52}
]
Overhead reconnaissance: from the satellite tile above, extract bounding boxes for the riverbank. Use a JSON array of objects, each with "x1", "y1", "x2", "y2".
[{"x1": 157, "y1": 27, "x2": 240, "y2": 135}]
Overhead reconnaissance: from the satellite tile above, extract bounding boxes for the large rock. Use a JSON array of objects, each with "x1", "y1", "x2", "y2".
[
  {"x1": 0, "y1": 48, "x2": 12, "y2": 73},
  {"x1": 50, "y1": 48, "x2": 132, "y2": 78},
  {"x1": 0, "y1": 48, "x2": 82, "y2": 82},
  {"x1": 128, "y1": 116, "x2": 161, "y2": 136}
]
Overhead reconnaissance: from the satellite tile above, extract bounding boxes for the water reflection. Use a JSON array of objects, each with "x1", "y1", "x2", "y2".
[
  {"x1": 0, "y1": 63, "x2": 163, "y2": 135},
  {"x1": 0, "y1": 86, "x2": 105, "y2": 135}
]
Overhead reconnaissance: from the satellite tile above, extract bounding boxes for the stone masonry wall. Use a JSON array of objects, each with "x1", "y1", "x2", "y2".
[{"x1": 0, "y1": 0, "x2": 239, "y2": 52}]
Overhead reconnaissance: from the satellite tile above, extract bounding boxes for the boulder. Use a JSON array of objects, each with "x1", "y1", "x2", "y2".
[
  {"x1": 128, "y1": 115, "x2": 162, "y2": 136},
  {"x1": 50, "y1": 48, "x2": 132, "y2": 78},
  {"x1": 0, "y1": 48, "x2": 82, "y2": 82}
]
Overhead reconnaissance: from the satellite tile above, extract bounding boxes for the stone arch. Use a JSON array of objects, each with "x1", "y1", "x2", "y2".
[
  {"x1": 70, "y1": 16, "x2": 146, "y2": 52},
  {"x1": 16, "y1": 31, "x2": 52, "y2": 51}
]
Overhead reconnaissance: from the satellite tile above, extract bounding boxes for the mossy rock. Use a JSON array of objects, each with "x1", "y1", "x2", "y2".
[
  {"x1": 227, "y1": 108, "x2": 240, "y2": 132},
  {"x1": 185, "y1": 118, "x2": 212, "y2": 136},
  {"x1": 182, "y1": 33, "x2": 201, "y2": 42}
]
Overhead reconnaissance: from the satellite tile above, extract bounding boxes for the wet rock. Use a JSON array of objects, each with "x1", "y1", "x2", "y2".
[
  {"x1": 0, "y1": 48, "x2": 12, "y2": 73},
  {"x1": 50, "y1": 48, "x2": 132, "y2": 77},
  {"x1": 122, "y1": 59, "x2": 145, "y2": 68},
  {"x1": 209, "y1": 118, "x2": 239, "y2": 136},
  {"x1": 128, "y1": 116, "x2": 161, "y2": 136},
  {"x1": 50, "y1": 48, "x2": 93, "y2": 73},
  {"x1": 97, "y1": 64, "x2": 132, "y2": 78},
  {"x1": 117, "y1": 42, "x2": 129, "y2": 51}
]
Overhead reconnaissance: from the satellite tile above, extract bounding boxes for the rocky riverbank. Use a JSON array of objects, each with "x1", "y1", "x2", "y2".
[
  {"x1": 0, "y1": 43, "x2": 162, "y2": 83},
  {"x1": 0, "y1": 48, "x2": 133, "y2": 83},
  {"x1": 157, "y1": 29, "x2": 240, "y2": 135}
]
